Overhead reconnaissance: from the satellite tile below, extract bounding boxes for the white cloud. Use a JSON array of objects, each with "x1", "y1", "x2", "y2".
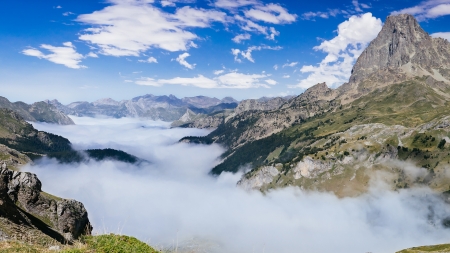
[
  {"x1": 431, "y1": 32, "x2": 450, "y2": 41},
  {"x1": 138, "y1": 56, "x2": 158, "y2": 63},
  {"x1": 214, "y1": 0, "x2": 258, "y2": 9},
  {"x1": 302, "y1": 9, "x2": 341, "y2": 20},
  {"x1": 283, "y1": 75, "x2": 290, "y2": 78},
  {"x1": 27, "y1": 118, "x2": 450, "y2": 253},
  {"x1": 283, "y1": 61, "x2": 298, "y2": 68},
  {"x1": 265, "y1": 79, "x2": 277, "y2": 85},
  {"x1": 232, "y1": 33, "x2": 251, "y2": 43},
  {"x1": 63, "y1": 11, "x2": 75, "y2": 16},
  {"x1": 56, "y1": 5, "x2": 62, "y2": 9},
  {"x1": 232, "y1": 45, "x2": 282, "y2": 63},
  {"x1": 352, "y1": 0, "x2": 363, "y2": 12},
  {"x1": 176, "y1": 52, "x2": 195, "y2": 69},
  {"x1": 267, "y1": 27, "x2": 279, "y2": 40},
  {"x1": 234, "y1": 15, "x2": 268, "y2": 34},
  {"x1": 76, "y1": 1, "x2": 227, "y2": 56},
  {"x1": 216, "y1": 72, "x2": 271, "y2": 88},
  {"x1": 214, "y1": 69, "x2": 225, "y2": 75},
  {"x1": 86, "y1": 52, "x2": 99, "y2": 58},
  {"x1": 392, "y1": 0, "x2": 450, "y2": 21},
  {"x1": 273, "y1": 64, "x2": 278, "y2": 70},
  {"x1": 244, "y1": 3, "x2": 297, "y2": 24},
  {"x1": 291, "y1": 13, "x2": 382, "y2": 89},
  {"x1": 160, "y1": 0, "x2": 175, "y2": 7},
  {"x1": 135, "y1": 71, "x2": 272, "y2": 88},
  {"x1": 22, "y1": 42, "x2": 87, "y2": 69}
]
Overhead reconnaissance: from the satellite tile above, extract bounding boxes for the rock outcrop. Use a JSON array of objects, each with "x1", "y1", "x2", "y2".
[
  {"x1": 0, "y1": 167, "x2": 92, "y2": 243},
  {"x1": 350, "y1": 14, "x2": 450, "y2": 84}
]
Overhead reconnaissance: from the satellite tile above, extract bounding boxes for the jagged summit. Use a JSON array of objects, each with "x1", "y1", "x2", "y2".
[{"x1": 349, "y1": 14, "x2": 450, "y2": 85}]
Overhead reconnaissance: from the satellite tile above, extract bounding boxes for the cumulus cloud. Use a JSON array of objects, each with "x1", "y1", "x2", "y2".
[
  {"x1": 392, "y1": 0, "x2": 450, "y2": 21},
  {"x1": 176, "y1": 52, "x2": 195, "y2": 69},
  {"x1": 22, "y1": 42, "x2": 87, "y2": 69},
  {"x1": 232, "y1": 45, "x2": 282, "y2": 63},
  {"x1": 26, "y1": 117, "x2": 450, "y2": 253},
  {"x1": 138, "y1": 56, "x2": 158, "y2": 63},
  {"x1": 291, "y1": 13, "x2": 382, "y2": 89},
  {"x1": 432, "y1": 32, "x2": 450, "y2": 41},
  {"x1": 135, "y1": 71, "x2": 273, "y2": 88},
  {"x1": 76, "y1": 1, "x2": 227, "y2": 56},
  {"x1": 232, "y1": 33, "x2": 251, "y2": 43}
]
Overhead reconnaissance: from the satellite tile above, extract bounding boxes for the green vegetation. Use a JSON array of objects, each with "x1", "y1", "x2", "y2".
[
  {"x1": 208, "y1": 78, "x2": 450, "y2": 177},
  {"x1": 0, "y1": 234, "x2": 158, "y2": 253},
  {"x1": 86, "y1": 149, "x2": 141, "y2": 164},
  {"x1": 396, "y1": 243, "x2": 450, "y2": 253}
]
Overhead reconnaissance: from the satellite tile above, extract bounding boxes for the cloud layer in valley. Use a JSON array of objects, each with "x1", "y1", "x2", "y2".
[{"x1": 25, "y1": 117, "x2": 450, "y2": 253}]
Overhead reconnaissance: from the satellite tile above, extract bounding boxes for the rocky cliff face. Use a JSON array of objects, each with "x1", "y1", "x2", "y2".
[
  {"x1": 338, "y1": 14, "x2": 450, "y2": 103},
  {"x1": 233, "y1": 97, "x2": 288, "y2": 115},
  {"x1": 0, "y1": 167, "x2": 92, "y2": 243},
  {"x1": 350, "y1": 14, "x2": 450, "y2": 84}
]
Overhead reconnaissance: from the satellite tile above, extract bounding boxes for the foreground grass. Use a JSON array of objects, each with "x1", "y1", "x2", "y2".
[
  {"x1": 397, "y1": 244, "x2": 450, "y2": 253},
  {"x1": 0, "y1": 234, "x2": 159, "y2": 253}
]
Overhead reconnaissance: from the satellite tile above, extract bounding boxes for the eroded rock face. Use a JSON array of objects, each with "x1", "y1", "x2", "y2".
[
  {"x1": 350, "y1": 14, "x2": 450, "y2": 84},
  {"x1": 237, "y1": 166, "x2": 279, "y2": 191},
  {"x1": 0, "y1": 168, "x2": 92, "y2": 241}
]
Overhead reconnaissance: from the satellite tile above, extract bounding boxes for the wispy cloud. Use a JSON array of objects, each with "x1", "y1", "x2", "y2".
[
  {"x1": 176, "y1": 52, "x2": 195, "y2": 69},
  {"x1": 392, "y1": 0, "x2": 450, "y2": 21},
  {"x1": 22, "y1": 42, "x2": 87, "y2": 69},
  {"x1": 135, "y1": 71, "x2": 274, "y2": 88},
  {"x1": 232, "y1": 45, "x2": 282, "y2": 63},
  {"x1": 138, "y1": 56, "x2": 158, "y2": 63}
]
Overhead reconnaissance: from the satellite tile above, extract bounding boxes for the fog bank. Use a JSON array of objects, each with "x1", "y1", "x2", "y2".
[{"x1": 26, "y1": 117, "x2": 450, "y2": 253}]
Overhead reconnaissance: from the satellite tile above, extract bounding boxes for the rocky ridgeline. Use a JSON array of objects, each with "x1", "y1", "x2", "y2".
[
  {"x1": 0, "y1": 167, "x2": 91, "y2": 243},
  {"x1": 173, "y1": 96, "x2": 291, "y2": 129},
  {"x1": 49, "y1": 95, "x2": 238, "y2": 122},
  {"x1": 0, "y1": 96, "x2": 74, "y2": 125},
  {"x1": 186, "y1": 14, "x2": 450, "y2": 196}
]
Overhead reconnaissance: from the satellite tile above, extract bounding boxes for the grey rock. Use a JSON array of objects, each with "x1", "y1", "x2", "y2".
[
  {"x1": 0, "y1": 168, "x2": 92, "y2": 241},
  {"x1": 0, "y1": 97, "x2": 74, "y2": 125}
]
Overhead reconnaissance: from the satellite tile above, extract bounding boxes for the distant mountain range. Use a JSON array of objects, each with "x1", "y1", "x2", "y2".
[
  {"x1": 46, "y1": 95, "x2": 239, "y2": 122},
  {"x1": 0, "y1": 96, "x2": 74, "y2": 125}
]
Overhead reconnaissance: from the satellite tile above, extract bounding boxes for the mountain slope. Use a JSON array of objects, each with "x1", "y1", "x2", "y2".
[
  {"x1": 185, "y1": 14, "x2": 450, "y2": 196},
  {"x1": 0, "y1": 97, "x2": 74, "y2": 125}
]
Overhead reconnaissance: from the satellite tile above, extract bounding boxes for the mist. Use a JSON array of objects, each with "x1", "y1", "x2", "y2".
[{"x1": 25, "y1": 117, "x2": 450, "y2": 253}]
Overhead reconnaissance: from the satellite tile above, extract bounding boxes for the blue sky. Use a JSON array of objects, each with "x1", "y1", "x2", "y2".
[{"x1": 1, "y1": 0, "x2": 450, "y2": 103}]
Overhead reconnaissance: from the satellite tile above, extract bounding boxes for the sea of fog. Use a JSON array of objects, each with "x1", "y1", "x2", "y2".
[{"x1": 25, "y1": 116, "x2": 450, "y2": 253}]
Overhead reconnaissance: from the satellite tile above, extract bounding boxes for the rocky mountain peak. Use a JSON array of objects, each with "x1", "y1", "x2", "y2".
[{"x1": 349, "y1": 14, "x2": 450, "y2": 85}]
